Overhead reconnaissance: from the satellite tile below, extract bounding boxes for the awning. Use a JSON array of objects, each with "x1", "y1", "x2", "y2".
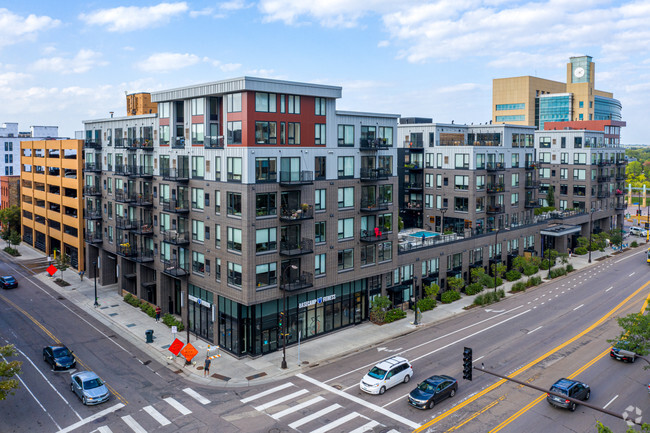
[
  {"x1": 387, "y1": 284, "x2": 409, "y2": 293},
  {"x1": 541, "y1": 224, "x2": 581, "y2": 237}
]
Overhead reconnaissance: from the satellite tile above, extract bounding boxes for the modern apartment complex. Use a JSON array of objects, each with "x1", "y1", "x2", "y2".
[
  {"x1": 21, "y1": 139, "x2": 85, "y2": 270},
  {"x1": 493, "y1": 56, "x2": 622, "y2": 129}
]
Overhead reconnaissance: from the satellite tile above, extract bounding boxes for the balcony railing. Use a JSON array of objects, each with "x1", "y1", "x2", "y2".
[
  {"x1": 615, "y1": 189, "x2": 625, "y2": 196},
  {"x1": 597, "y1": 191, "x2": 611, "y2": 198},
  {"x1": 486, "y1": 162, "x2": 505, "y2": 171},
  {"x1": 279, "y1": 238, "x2": 314, "y2": 256},
  {"x1": 405, "y1": 201, "x2": 422, "y2": 210},
  {"x1": 134, "y1": 249, "x2": 154, "y2": 263},
  {"x1": 279, "y1": 170, "x2": 313, "y2": 186},
  {"x1": 360, "y1": 168, "x2": 390, "y2": 181},
  {"x1": 279, "y1": 205, "x2": 313, "y2": 222},
  {"x1": 403, "y1": 139, "x2": 424, "y2": 149},
  {"x1": 84, "y1": 140, "x2": 101, "y2": 149},
  {"x1": 161, "y1": 167, "x2": 189, "y2": 182},
  {"x1": 616, "y1": 160, "x2": 627, "y2": 166},
  {"x1": 134, "y1": 194, "x2": 153, "y2": 207},
  {"x1": 597, "y1": 161, "x2": 611, "y2": 167},
  {"x1": 173, "y1": 137, "x2": 186, "y2": 149},
  {"x1": 130, "y1": 220, "x2": 153, "y2": 235},
  {"x1": 360, "y1": 138, "x2": 390, "y2": 150},
  {"x1": 525, "y1": 180, "x2": 540, "y2": 189},
  {"x1": 114, "y1": 138, "x2": 125, "y2": 148},
  {"x1": 360, "y1": 198, "x2": 389, "y2": 212},
  {"x1": 360, "y1": 230, "x2": 389, "y2": 242},
  {"x1": 615, "y1": 202, "x2": 626, "y2": 210},
  {"x1": 282, "y1": 271, "x2": 314, "y2": 292},
  {"x1": 83, "y1": 208, "x2": 102, "y2": 220},
  {"x1": 487, "y1": 205, "x2": 504, "y2": 214},
  {"x1": 83, "y1": 186, "x2": 101, "y2": 196},
  {"x1": 117, "y1": 244, "x2": 136, "y2": 257},
  {"x1": 161, "y1": 199, "x2": 189, "y2": 213},
  {"x1": 138, "y1": 140, "x2": 154, "y2": 151},
  {"x1": 84, "y1": 162, "x2": 102, "y2": 172},
  {"x1": 114, "y1": 164, "x2": 136, "y2": 176},
  {"x1": 597, "y1": 175, "x2": 611, "y2": 183},
  {"x1": 404, "y1": 182, "x2": 423, "y2": 191},
  {"x1": 162, "y1": 230, "x2": 189, "y2": 245},
  {"x1": 162, "y1": 259, "x2": 189, "y2": 277},
  {"x1": 525, "y1": 161, "x2": 538, "y2": 170},
  {"x1": 524, "y1": 200, "x2": 540, "y2": 208},
  {"x1": 136, "y1": 165, "x2": 154, "y2": 178},
  {"x1": 205, "y1": 135, "x2": 225, "y2": 149},
  {"x1": 83, "y1": 231, "x2": 102, "y2": 244},
  {"x1": 486, "y1": 183, "x2": 506, "y2": 193},
  {"x1": 116, "y1": 216, "x2": 136, "y2": 230},
  {"x1": 115, "y1": 190, "x2": 136, "y2": 203}
]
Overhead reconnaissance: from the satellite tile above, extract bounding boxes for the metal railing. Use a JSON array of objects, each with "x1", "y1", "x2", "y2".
[
  {"x1": 279, "y1": 238, "x2": 314, "y2": 256},
  {"x1": 282, "y1": 271, "x2": 314, "y2": 292},
  {"x1": 279, "y1": 170, "x2": 313, "y2": 185},
  {"x1": 279, "y1": 206, "x2": 313, "y2": 221}
]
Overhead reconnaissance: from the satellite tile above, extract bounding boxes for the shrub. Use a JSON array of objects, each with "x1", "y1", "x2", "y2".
[
  {"x1": 511, "y1": 282, "x2": 527, "y2": 292},
  {"x1": 481, "y1": 275, "x2": 503, "y2": 289},
  {"x1": 530, "y1": 276, "x2": 543, "y2": 286},
  {"x1": 140, "y1": 301, "x2": 156, "y2": 318},
  {"x1": 124, "y1": 293, "x2": 141, "y2": 307},
  {"x1": 162, "y1": 313, "x2": 185, "y2": 331},
  {"x1": 549, "y1": 268, "x2": 567, "y2": 279},
  {"x1": 522, "y1": 264, "x2": 539, "y2": 276},
  {"x1": 417, "y1": 297, "x2": 436, "y2": 312},
  {"x1": 465, "y1": 283, "x2": 484, "y2": 296},
  {"x1": 370, "y1": 295, "x2": 391, "y2": 324},
  {"x1": 566, "y1": 264, "x2": 574, "y2": 272},
  {"x1": 631, "y1": 241, "x2": 638, "y2": 248},
  {"x1": 384, "y1": 308, "x2": 407, "y2": 323},
  {"x1": 574, "y1": 246, "x2": 588, "y2": 255},
  {"x1": 473, "y1": 290, "x2": 506, "y2": 306},
  {"x1": 3, "y1": 246, "x2": 19, "y2": 256},
  {"x1": 505, "y1": 270, "x2": 522, "y2": 281},
  {"x1": 447, "y1": 276, "x2": 465, "y2": 292},
  {"x1": 441, "y1": 290, "x2": 461, "y2": 304},
  {"x1": 539, "y1": 261, "x2": 550, "y2": 270}
]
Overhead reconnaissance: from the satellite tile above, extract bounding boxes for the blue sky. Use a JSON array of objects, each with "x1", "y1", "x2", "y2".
[{"x1": 1, "y1": 1, "x2": 648, "y2": 144}]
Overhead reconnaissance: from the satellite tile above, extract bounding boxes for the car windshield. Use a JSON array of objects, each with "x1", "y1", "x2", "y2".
[
  {"x1": 3, "y1": 277, "x2": 15, "y2": 283},
  {"x1": 83, "y1": 378, "x2": 104, "y2": 389},
  {"x1": 53, "y1": 348, "x2": 71, "y2": 357},
  {"x1": 367, "y1": 367, "x2": 387, "y2": 379},
  {"x1": 550, "y1": 386, "x2": 567, "y2": 396},
  {"x1": 418, "y1": 382, "x2": 435, "y2": 392}
]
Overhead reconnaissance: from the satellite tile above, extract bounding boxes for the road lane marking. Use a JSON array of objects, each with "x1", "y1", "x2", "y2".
[
  {"x1": 629, "y1": 272, "x2": 636, "y2": 277},
  {"x1": 527, "y1": 326, "x2": 542, "y2": 335},
  {"x1": 324, "y1": 306, "x2": 524, "y2": 383},
  {"x1": 164, "y1": 397, "x2": 192, "y2": 415},
  {"x1": 271, "y1": 396, "x2": 325, "y2": 420},
  {"x1": 254, "y1": 389, "x2": 309, "y2": 411},
  {"x1": 615, "y1": 251, "x2": 644, "y2": 263},
  {"x1": 97, "y1": 427, "x2": 112, "y2": 433},
  {"x1": 349, "y1": 420, "x2": 381, "y2": 433},
  {"x1": 415, "y1": 280, "x2": 650, "y2": 433},
  {"x1": 297, "y1": 373, "x2": 420, "y2": 429},
  {"x1": 56, "y1": 403, "x2": 125, "y2": 433},
  {"x1": 241, "y1": 382, "x2": 294, "y2": 403},
  {"x1": 288, "y1": 404, "x2": 341, "y2": 429},
  {"x1": 143, "y1": 405, "x2": 171, "y2": 426},
  {"x1": 473, "y1": 356, "x2": 485, "y2": 364},
  {"x1": 603, "y1": 395, "x2": 618, "y2": 409},
  {"x1": 121, "y1": 415, "x2": 147, "y2": 433},
  {"x1": 383, "y1": 392, "x2": 409, "y2": 407},
  {"x1": 573, "y1": 304, "x2": 584, "y2": 311},
  {"x1": 606, "y1": 286, "x2": 613, "y2": 292},
  {"x1": 309, "y1": 412, "x2": 361, "y2": 433},
  {"x1": 183, "y1": 387, "x2": 210, "y2": 405}
]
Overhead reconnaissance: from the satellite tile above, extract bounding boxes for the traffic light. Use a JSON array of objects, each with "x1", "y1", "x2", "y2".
[
  {"x1": 279, "y1": 311, "x2": 284, "y2": 329},
  {"x1": 463, "y1": 347, "x2": 473, "y2": 381}
]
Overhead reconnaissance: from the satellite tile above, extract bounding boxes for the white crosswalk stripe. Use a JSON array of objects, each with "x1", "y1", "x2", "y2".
[
  {"x1": 288, "y1": 404, "x2": 341, "y2": 429},
  {"x1": 143, "y1": 405, "x2": 171, "y2": 426},
  {"x1": 241, "y1": 382, "x2": 294, "y2": 403},
  {"x1": 271, "y1": 396, "x2": 325, "y2": 420},
  {"x1": 309, "y1": 412, "x2": 360, "y2": 433},
  {"x1": 97, "y1": 427, "x2": 112, "y2": 433},
  {"x1": 164, "y1": 397, "x2": 192, "y2": 415},
  {"x1": 348, "y1": 420, "x2": 381, "y2": 433},
  {"x1": 121, "y1": 415, "x2": 147, "y2": 433},
  {"x1": 183, "y1": 387, "x2": 210, "y2": 405},
  {"x1": 254, "y1": 389, "x2": 309, "y2": 411}
]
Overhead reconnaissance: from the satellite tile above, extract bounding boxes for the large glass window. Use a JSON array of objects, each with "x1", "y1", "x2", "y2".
[
  {"x1": 227, "y1": 227, "x2": 242, "y2": 252},
  {"x1": 227, "y1": 121, "x2": 242, "y2": 144},
  {"x1": 338, "y1": 248, "x2": 354, "y2": 270},
  {"x1": 287, "y1": 95, "x2": 300, "y2": 114},
  {"x1": 192, "y1": 251, "x2": 205, "y2": 274},
  {"x1": 227, "y1": 157, "x2": 242, "y2": 182},
  {"x1": 337, "y1": 156, "x2": 354, "y2": 178},
  {"x1": 191, "y1": 98, "x2": 204, "y2": 115},
  {"x1": 255, "y1": 121, "x2": 277, "y2": 144},
  {"x1": 315, "y1": 253, "x2": 326, "y2": 275},
  {"x1": 227, "y1": 192, "x2": 241, "y2": 216},
  {"x1": 256, "y1": 193, "x2": 276, "y2": 216},
  {"x1": 227, "y1": 262, "x2": 242, "y2": 287},
  {"x1": 227, "y1": 93, "x2": 241, "y2": 112},
  {"x1": 315, "y1": 189, "x2": 326, "y2": 210},
  {"x1": 338, "y1": 125, "x2": 354, "y2": 147},
  {"x1": 287, "y1": 123, "x2": 300, "y2": 144},
  {"x1": 378, "y1": 127, "x2": 393, "y2": 146},
  {"x1": 338, "y1": 218, "x2": 354, "y2": 239},
  {"x1": 192, "y1": 156, "x2": 204, "y2": 179},
  {"x1": 159, "y1": 102, "x2": 170, "y2": 118},
  {"x1": 191, "y1": 188, "x2": 204, "y2": 210},
  {"x1": 256, "y1": 228, "x2": 277, "y2": 253},
  {"x1": 159, "y1": 125, "x2": 170, "y2": 145},
  {"x1": 315, "y1": 221, "x2": 326, "y2": 243},
  {"x1": 315, "y1": 124, "x2": 326, "y2": 145},
  {"x1": 315, "y1": 97, "x2": 326, "y2": 115},
  {"x1": 256, "y1": 263, "x2": 277, "y2": 288},
  {"x1": 255, "y1": 157, "x2": 277, "y2": 182},
  {"x1": 255, "y1": 92, "x2": 276, "y2": 112},
  {"x1": 192, "y1": 220, "x2": 205, "y2": 242},
  {"x1": 338, "y1": 187, "x2": 354, "y2": 208}
]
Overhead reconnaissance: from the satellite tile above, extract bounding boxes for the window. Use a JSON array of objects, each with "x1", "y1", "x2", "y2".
[
  {"x1": 378, "y1": 242, "x2": 392, "y2": 262},
  {"x1": 476, "y1": 154, "x2": 485, "y2": 169},
  {"x1": 539, "y1": 137, "x2": 551, "y2": 148},
  {"x1": 315, "y1": 254, "x2": 326, "y2": 275},
  {"x1": 338, "y1": 125, "x2": 354, "y2": 147},
  {"x1": 227, "y1": 121, "x2": 242, "y2": 144},
  {"x1": 361, "y1": 245, "x2": 375, "y2": 266},
  {"x1": 256, "y1": 263, "x2": 277, "y2": 288},
  {"x1": 579, "y1": 101, "x2": 584, "y2": 108},
  {"x1": 214, "y1": 156, "x2": 221, "y2": 180},
  {"x1": 192, "y1": 251, "x2": 205, "y2": 274},
  {"x1": 227, "y1": 192, "x2": 241, "y2": 216},
  {"x1": 338, "y1": 248, "x2": 354, "y2": 271},
  {"x1": 227, "y1": 157, "x2": 242, "y2": 181},
  {"x1": 191, "y1": 124, "x2": 204, "y2": 145},
  {"x1": 476, "y1": 196, "x2": 485, "y2": 211},
  {"x1": 315, "y1": 189, "x2": 326, "y2": 210},
  {"x1": 378, "y1": 156, "x2": 392, "y2": 175},
  {"x1": 315, "y1": 97, "x2": 326, "y2": 115},
  {"x1": 256, "y1": 228, "x2": 277, "y2": 252},
  {"x1": 574, "y1": 137, "x2": 582, "y2": 148},
  {"x1": 574, "y1": 153, "x2": 587, "y2": 165},
  {"x1": 287, "y1": 95, "x2": 300, "y2": 114},
  {"x1": 215, "y1": 224, "x2": 221, "y2": 248},
  {"x1": 255, "y1": 92, "x2": 276, "y2": 112},
  {"x1": 455, "y1": 154, "x2": 469, "y2": 169},
  {"x1": 315, "y1": 156, "x2": 326, "y2": 180},
  {"x1": 436, "y1": 174, "x2": 442, "y2": 188},
  {"x1": 540, "y1": 168, "x2": 550, "y2": 178},
  {"x1": 561, "y1": 152, "x2": 569, "y2": 164},
  {"x1": 378, "y1": 127, "x2": 393, "y2": 146},
  {"x1": 496, "y1": 103, "x2": 525, "y2": 110},
  {"x1": 338, "y1": 218, "x2": 354, "y2": 239},
  {"x1": 573, "y1": 169, "x2": 586, "y2": 180},
  {"x1": 361, "y1": 126, "x2": 376, "y2": 145},
  {"x1": 159, "y1": 102, "x2": 170, "y2": 118},
  {"x1": 255, "y1": 121, "x2": 277, "y2": 144},
  {"x1": 255, "y1": 157, "x2": 277, "y2": 182},
  {"x1": 192, "y1": 220, "x2": 205, "y2": 242},
  {"x1": 287, "y1": 122, "x2": 300, "y2": 144},
  {"x1": 511, "y1": 154, "x2": 519, "y2": 168},
  {"x1": 425, "y1": 174, "x2": 434, "y2": 188},
  {"x1": 215, "y1": 258, "x2": 221, "y2": 281},
  {"x1": 191, "y1": 98, "x2": 204, "y2": 115},
  {"x1": 227, "y1": 227, "x2": 242, "y2": 252},
  {"x1": 338, "y1": 187, "x2": 354, "y2": 208},
  {"x1": 511, "y1": 173, "x2": 519, "y2": 187},
  {"x1": 159, "y1": 125, "x2": 170, "y2": 145},
  {"x1": 215, "y1": 190, "x2": 221, "y2": 213},
  {"x1": 337, "y1": 156, "x2": 354, "y2": 178},
  {"x1": 539, "y1": 152, "x2": 551, "y2": 163},
  {"x1": 379, "y1": 184, "x2": 392, "y2": 203},
  {"x1": 256, "y1": 193, "x2": 276, "y2": 216},
  {"x1": 454, "y1": 197, "x2": 468, "y2": 212},
  {"x1": 425, "y1": 194, "x2": 434, "y2": 209},
  {"x1": 511, "y1": 193, "x2": 519, "y2": 205},
  {"x1": 315, "y1": 124, "x2": 326, "y2": 145},
  {"x1": 378, "y1": 213, "x2": 392, "y2": 231},
  {"x1": 192, "y1": 156, "x2": 204, "y2": 179},
  {"x1": 476, "y1": 175, "x2": 485, "y2": 190},
  {"x1": 561, "y1": 137, "x2": 566, "y2": 148},
  {"x1": 454, "y1": 175, "x2": 469, "y2": 190},
  {"x1": 227, "y1": 262, "x2": 242, "y2": 287},
  {"x1": 315, "y1": 221, "x2": 326, "y2": 243},
  {"x1": 191, "y1": 188, "x2": 204, "y2": 210},
  {"x1": 227, "y1": 93, "x2": 241, "y2": 112},
  {"x1": 560, "y1": 168, "x2": 568, "y2": 179}
]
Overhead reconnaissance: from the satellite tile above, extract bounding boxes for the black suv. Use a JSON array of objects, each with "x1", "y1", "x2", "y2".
[
  {"x1": 547, "y1": 378, "x2": 590, "y2": 411},
  {"x1": 610, "y1": 340, "x2": 638, "y2": 363}
]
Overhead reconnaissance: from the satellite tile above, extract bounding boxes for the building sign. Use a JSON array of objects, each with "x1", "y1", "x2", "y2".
[
  {"x1": 299, "y1": 294, "x2": 336, "y2": 309},
  {"x1": 188, "y1": 294, "x2": 212, "y2": 308}
]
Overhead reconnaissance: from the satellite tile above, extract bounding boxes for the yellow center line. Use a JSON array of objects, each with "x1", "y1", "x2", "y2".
[{"x1": 414, "y1": 280, "x2": 650, "y2": 433}]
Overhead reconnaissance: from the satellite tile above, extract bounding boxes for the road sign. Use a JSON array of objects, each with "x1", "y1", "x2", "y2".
[
  {"x1": 47, "y1": 265, "x2": 57, "y2": 276},
  {"x1": 171, "y1": 326, "x2": 177, "y2": 334},
  {"x1": 168, "y1": 338, "x2": 184, "y2": 356},
  {"x1": 180, "y1": 343, "x2": 198, "y2": 363}
]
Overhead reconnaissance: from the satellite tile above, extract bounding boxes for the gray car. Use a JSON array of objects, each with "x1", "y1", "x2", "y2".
[{"x1": 70, "y1": 371, "x2": 110, "y2": 405}]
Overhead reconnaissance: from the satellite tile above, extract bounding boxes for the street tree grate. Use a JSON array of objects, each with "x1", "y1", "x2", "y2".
[{"x1": 246, "y1": 372, "x2": 267, "y2": 380}]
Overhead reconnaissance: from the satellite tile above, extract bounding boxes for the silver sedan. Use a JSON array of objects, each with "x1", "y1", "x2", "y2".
[{"x1": 70, "y1": 371, "x2": 110, "y2": 405}]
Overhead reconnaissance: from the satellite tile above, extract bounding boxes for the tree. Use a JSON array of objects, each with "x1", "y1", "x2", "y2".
[
  {"x1": 369, "y1": 295, "x2": 391, "y2": 324},
  {"x1": 55, "y1": 252, "x2": 71, "y2": 283},
  {"x1": 608, "y1": 313, "x2": 650, "y2": 357},
  {"x1": 8, "y1": 231, "x2": 20, "y2": 249},
  {"x1": 447, "y1": 276, "x2": 465, "y2": 292},
  {"x1": 490, "y1": 262, "x2": 506, "y2": 280},
  {"x1": 0, "y1": 344, "x2": 22, "y2": 401},
  {"x1": 546, "y1": 185, "x2": 555, "y2": 208},
  {"x1": 627, "y1": 161, "x2": 643, "y2": 177},
  {"x1": 609, "y1": 229, "x2": 623, "y2": 250},
  {"x1": 470, "y1": 267, "x2": 486, "y2": 283},
  {"x1": 0, "y1": 205, "x2": 20, "y2": 235},
  {"x1": 596, "y1": 420, "x2": 650, "y2": 432}
]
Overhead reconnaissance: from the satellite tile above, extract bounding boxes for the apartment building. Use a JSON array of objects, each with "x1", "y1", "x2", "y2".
[
  {"x1": 21, "y1": 139, "x2": 85, "y2": 270},
  {"x1": 83, "y1": 77, "x2": 399, "y2": 357},
  {"x1": 0, "y1": 176, "x2": 20, "y2": 210}
]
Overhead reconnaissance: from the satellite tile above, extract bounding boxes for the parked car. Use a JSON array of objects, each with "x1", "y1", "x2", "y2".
[
  {"x1": 359, "y1": 356, "x2": 413, "y2": 395},
  {"x1": 407, "y1": 375, "x2": 458, "y2": 409},
  {"x1": 43, "y1": 345, "x2": 76, "y2": 370},
  {"x1": 70, "y1": 371, "x2": 110, "y2": 405},
  {"x1": 629, "y1": 227, "x2": 647, "y2": 237},
  {"x1": 610, "y1": 340, "x2": 638, "y2": 363},
  {"x1": 546, "y1": 378, "x2": 590, "y2": 411},
  {"x1": 0, "y1": 276, "x2": 17, "y2": 289}
]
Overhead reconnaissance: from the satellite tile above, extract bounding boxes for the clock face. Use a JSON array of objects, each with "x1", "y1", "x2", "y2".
[{"x1": 574, "y1": 67, "x2": 585, "y2": 78}]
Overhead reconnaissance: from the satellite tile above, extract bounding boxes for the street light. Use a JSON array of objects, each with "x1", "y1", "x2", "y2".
[
  {"x1": 281, "y1": 264, "x2": 298, "y2": 370},
  {"x1": 413, "y1": 275, "x2": 420, "y2": 326},
  {"x1": 588, "y1": 208, "x2": 594, "y2": 264},
  {"x1": 440, "y1": 207, "x2": 448, "y2": 233},
  {"x1": 93, "y1": 260, "x2": 99, "y2": 307},
  {"x1": 493, "y1": 229, "x2": 500, "y2": 292}
]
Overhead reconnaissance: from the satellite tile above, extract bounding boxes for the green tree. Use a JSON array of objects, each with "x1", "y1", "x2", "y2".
[
  {"x1": 55, "y1": 252, "x2": 71, "y2": 284},
  {"x1": 8, "y1": 231, "x2": 20, "y2": 249},
  {"x1": 609, "y1": 229, "x2": 623, "y2": 250},
  {"x1": 369, "y1": 295, "x2": 391, "y2": 324},
  {"x1": 490, "y1": 262, "x2": 506, "y2": 282},
  {"x1": 424, "y1": 283, "x2": 440, "y2": 299},
  {"x1": 0, "y1": 344, "x2": 22, "y2": 401},
  {"x1": 608, "y1": 312, "x2": 650, "y2": 357},
  {"x1": 470, "y1": 267, "x2": 486, "y2": 283},
  {"x1": 0, "y1": 205, "x2": 20, "y2": 235},
  {"x1": 546, "y1": 185, "x2": 555, "y2": 208},
  {"x1": 447, "y1": 276, "x2": 465, "y2": 292},
  {"x1": 627, "y1": 161, "x2": 643, "y2": 177},
  {"x1": 596, "y1": 420, "x2": 650, "y2": 432}
]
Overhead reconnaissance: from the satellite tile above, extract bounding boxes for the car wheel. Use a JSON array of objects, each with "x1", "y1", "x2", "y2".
[
  {"x1": 379, "y1": 386, "x2": 386, "y2": 395},
  {"x1": 585, "y1": 391, "x2": 590, "y2": 401},
  {"x1": 82, "y1": 396, "x2": 87, "y2": 405},
  {"x1": 450, "y1": 387, "x2": 456, "y2": 398},
  {"x1": 426, "y1": 400, "x2": 434, "y2": 409},
  {"x1": 403, "y1": 375, "x2": 410, "y2": 384},
  {"x1": 569, "y1": 402, "x2": 576, "y2": 412}
]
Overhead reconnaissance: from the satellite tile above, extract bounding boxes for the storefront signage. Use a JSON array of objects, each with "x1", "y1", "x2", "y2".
[
  {"x1": 299, "y1": 294, "x2": 336, "y2": 309},
  {"x1": 188, "y1": 294, "x2": 212, "y2": 308}
]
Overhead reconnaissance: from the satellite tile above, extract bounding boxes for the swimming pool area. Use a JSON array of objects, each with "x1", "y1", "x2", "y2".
[{"x1": 409, "y1": 231, "x2": 440, "y2": 239}]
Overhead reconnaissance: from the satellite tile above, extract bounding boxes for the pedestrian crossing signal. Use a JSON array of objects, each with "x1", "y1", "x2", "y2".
[{"x1": 463, "y1": 347, "x2": 473, "y2": 381}]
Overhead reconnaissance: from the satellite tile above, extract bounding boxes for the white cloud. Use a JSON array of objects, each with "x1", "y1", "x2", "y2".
[
  {"x1": 0, "y1": 72, "x2": 30, "y2": 87},
  {"x1": 79, "y1": 2, "x2": 188, "y2": 32},
  {"x1": 437, "y1": 82, "x2": 484, "y2": 93},
  {"x1": 123, "y1": 46, "x2": 135, "y2": 51},
  {"x1": 377, "y1": 40, "x2": 390, "y2": 47},
  {"x1": 190, "y1": 7, "x2": 214, "y2": 17},
  {"x1": 258, "y1": 0, "x2": 396, "y2": 27},
  {"x1": 221, "y1": 0, "x2": 249, "y2": 11},
  {"x1": 0, "y1": 8, "x2": 60, "y2": 48},
  {"x1": 211, "y1": 60, "x2": 242, "y2": 72},
  {"x1": 33, "y1": 49, "x2": 107, "y2": 74},
  {"x1": 139, "y1": 52, "x2": 201, "y2": 72}
]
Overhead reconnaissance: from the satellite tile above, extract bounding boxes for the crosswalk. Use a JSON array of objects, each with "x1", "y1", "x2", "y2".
[
  {"x1": 92, "y1": 387, "x2": 209, "y2": 432},
  {"x1": 240, "y1": 381, "x2": 400, "y2": 433}
]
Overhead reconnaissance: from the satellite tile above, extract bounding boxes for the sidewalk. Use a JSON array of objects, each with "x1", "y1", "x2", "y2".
[{"x1": 3, "y1": 240, "x2": 644, "y2": 389}]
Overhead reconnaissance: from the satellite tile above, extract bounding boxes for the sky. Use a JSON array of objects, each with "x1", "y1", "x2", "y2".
[{"x1": 1, "y1": 1, "x2": 648, "y2": 144}]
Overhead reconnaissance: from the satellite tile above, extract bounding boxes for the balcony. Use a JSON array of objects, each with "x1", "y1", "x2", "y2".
[
  {"x1": 83, "y1": 208, "x2": 102, "y2": 220},
  {"x1": 597, "y1": 175, "x2": 611, "y2": 183},
  {"x1": 205, "y1": 135, "x2": 224, "y2": 149},
  {"x1": 404, "y1": 201, "x2": 423, "y2": 211},
  {"x1": 84, "y1": 231, "x2": 102, "y2": 245},
  {"x1": 130, "y1": 220, "x2": 153, "y2": 235},
  {"x1": 161, "y1": 199, "x2": 189, "y2": 213},
  {"x1": 172, "y1": 137, "x2": 186, "y2": 149},
  {"x1": 360, "y1": 229, "x2": 389, "y2": 243},
  {"x1": 403, "y1": 139, "x2": 424, "y2": 150},
  {"x1": 616, "y1": 160, "x2": 627, "y2": 166},
  {"x1": 615, "y1": 189, "x2": 625, "y2": 196},
  {"x1": 360, "y1": 168, "x2": 390, "y2": 182},
  {"x1": 84, "y1": 140, "x2": 101, "y2": 150},
  {"x1": 525, "y1": 180, "x2": 540, "y2": 189},
  {"x1": 84, "y1": 162, "x2": 102, "y2": 173},
  {"x1": 115, "y1": 190, "x2": 136, "y2": 203},
  {"x1": 615, "y1": 202, "x2": 626, "y2": 210},
  {"x1": 486, "y1": 162, "x2": 505, "y2": 172},
  {"x1": 487, "y1": 205, "x2": 504, "y2": 214},
  {"x1": 359, "y1": 138, "x2": 390, "y2": 151},
  {"x1": 115, "y1": 164, "x2": 136, "y2": 177},
  {"x1": 135, "y1": 165, "x2": 153, "y2": 179},
  {"x1": 138, "y1": 140, "x2": 154, "y2": 151},
  {"x1": 597, "y1": 191, "x2": 611, "y2": 199},
  {"x1": 404, "y1": 182, "x2": 423, "y2": 191},
  {"x1": 279, "y1": 205, "x2": 313, "y2": 222},
  {"x1": 114, "y1": 138, "x2": 125, "y2": 149},
  {"x1": 524, "y1": 200, "x2": 540, "y2": 208},
  {"x1": 134, "y1": 249, "x2": 154, "y2": 263},
  {"x1": 162, "y1": 230, "x2": 189, "y2": 245},
  {"x1": 282, "y1": 271, "x2": 314, "y2": 292},
  {"x1": 161, "y1": 167, "x2": 189, "y2": 182},
  {"x1": 134, "y1": 194, "x2": 153, "y2": 207},
  {"x1": 525, "y1": 161, "x2": 538, "y2": 170},
  {"x1": 360, "y1": 198, "x2": 389, "y2": 212},
  {"x1": 116, "y1": 244, "x2": 137, "y2": 258},
  {"x1": 116, "y1": 216, "x2": 136, "y2": 230},
  {"x1": 83, "y1": 186, "x2": 101, "y2": 197},
  {"x1": 279, "y1": 170, "x2": 313, "y2": 186},
  {"x1": 404, "y1": 163, "x2": 423, "y2": 171},
  {"x1": 486, "y1": 183, "x2": 506, "y2": 194},
  {"x1": 615, "y1": 174, "x2": 626, "y2": 181},
  {"x1": 162, "y1": 259, "x2": 189, "y2": 278},
  {"x1": 597, "y1": 161, "x2": 611, "y2": 167},
  {"x1": 280, "y1": 238, "x2": 314, "y2": 256}
]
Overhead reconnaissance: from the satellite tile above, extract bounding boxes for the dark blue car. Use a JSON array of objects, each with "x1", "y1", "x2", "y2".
[
  {"x1": 0, "y1": 276, "x2": 17, "y2": 289},
  {"x1": 43, "y1": 345, "x2": 76, "y2": 370},
  {"x1": 408, "y1": 375, "x2": 458, "y2": 409}
]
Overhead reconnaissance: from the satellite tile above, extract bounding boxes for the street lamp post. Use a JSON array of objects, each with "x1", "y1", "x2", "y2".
[
  {"x1": 588, "y1": 209, "x2": 594, "y2": 264},
  {"x1": 440, "y1": 207, "x2": 448, "y2": 234},
  {"x1": 93, "y1": 260, "x2": 99, "y2": 307},
  {"x1": 493, "y1": 229, "x2": 500, "y2": 292},
  {"x1": 546, "y1": 235, "x2": 552, "y2": 279},
  {"x1": 281, "y1": 264, "x2": 298, "y2": 370},
  {"x1": 413, "y1": 275, "x2": 419, "y2": 326}
]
